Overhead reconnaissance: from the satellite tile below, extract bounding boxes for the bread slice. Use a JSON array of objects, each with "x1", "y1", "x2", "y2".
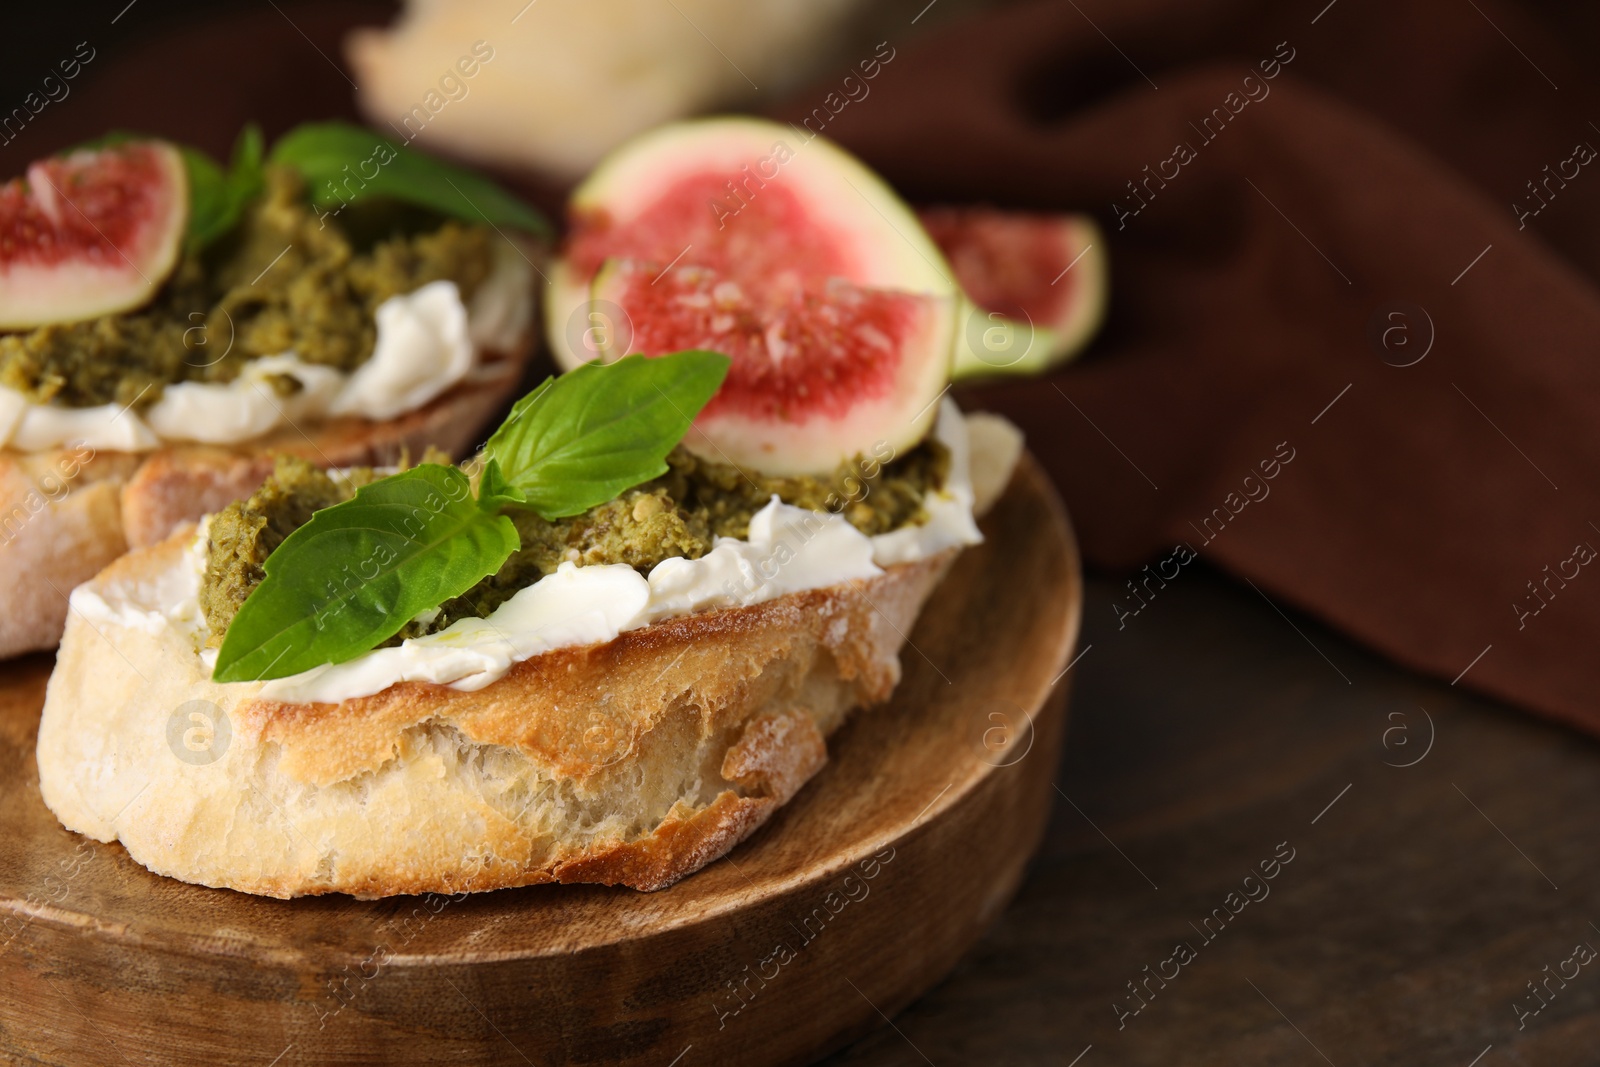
[
  {"x1": 0, "y1": 333, "x2": 531, "y2": 660},
  {"x1": 35, "y1": 414, "x2": 1022, "y2": 898},
  {"x1": 0, "y1": 448, "x2": 143, "y2": 659}
]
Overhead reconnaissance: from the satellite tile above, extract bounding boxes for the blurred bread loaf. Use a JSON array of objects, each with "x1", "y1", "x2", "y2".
[{"x1": 346, "y1": 0, "x2": 868, "y2": 179}]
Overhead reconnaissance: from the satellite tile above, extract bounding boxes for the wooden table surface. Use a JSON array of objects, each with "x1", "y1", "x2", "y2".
[{"x1": 822, "y1": 564, "x2": 1598, "y2": 1066}]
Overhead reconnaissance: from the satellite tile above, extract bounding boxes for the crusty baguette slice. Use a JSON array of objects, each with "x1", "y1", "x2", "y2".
[
  {"x1": 36, "y1": 412, "x2": 1023, "y2": 898},
  {"x1": 0, "y1": 342, "x2": 529, "y2": 660},
  {"x1": 38, "y1": 531, "x2": 954, "y2": 897}
]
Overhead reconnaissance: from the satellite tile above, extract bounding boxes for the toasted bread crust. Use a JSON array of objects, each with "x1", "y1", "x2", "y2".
[
  {"x1": 36, "y1": 526, "x2": 956, "y2": 898},
  {"x1": 0, "y1": 342, "x2": 528, "y2": 659}
]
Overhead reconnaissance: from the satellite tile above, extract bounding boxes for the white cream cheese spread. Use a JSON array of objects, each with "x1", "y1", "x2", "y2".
[
  {"x1": 3, "y1": 241, "x2": 531, "y2": 453},
  {"x1": 69, "y1": 399, "x2": 983, "y2": 705}
]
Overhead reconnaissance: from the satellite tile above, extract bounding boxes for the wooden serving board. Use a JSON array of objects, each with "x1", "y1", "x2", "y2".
[{"x1": 0, "y1": 457, "x2": 1079, "y2": 1067}]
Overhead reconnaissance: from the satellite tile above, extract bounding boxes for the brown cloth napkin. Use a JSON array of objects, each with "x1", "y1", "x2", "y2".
[
  {"x1": 773, "y1": 0, "x2": 1600, "y2": 736},
  {"x1": 31, "y1": 1, "x2": 1600, "y2": 735}
]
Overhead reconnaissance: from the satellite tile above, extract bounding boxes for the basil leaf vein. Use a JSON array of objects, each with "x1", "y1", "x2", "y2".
[{"x1": 211, "y1": 465, "x2": 518, "y2": 684}]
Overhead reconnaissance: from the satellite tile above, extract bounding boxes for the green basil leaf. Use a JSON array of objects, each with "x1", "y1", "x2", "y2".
[
  {"x1": 231, "y1": 123, "x2": 265, "y2": 174},
  {"x1": 211, "y1": 464, "x2": 519, "y2": 683},
  {"x1": 182, "y1": 125, "x2": 263, "y2": 251},
  {"x1": 180, "y1": 147, "x2": 228, "y2": 247},
  {"x1": 477, "y1": 456, "x2": 525, "y2": 510},
  {"x1": 228, "y1": 124, "x2": 265, "y2": 204},
  {"x1": 268, "y1": 120, "x2": 549, "y2": 236},
  {"x1": 485, "y1": 351, "x2": 731, "y2": 520}
]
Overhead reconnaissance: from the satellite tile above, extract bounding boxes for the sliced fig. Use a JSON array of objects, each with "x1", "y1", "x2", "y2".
[
  {"x1": 918, "y1": 207, "x2": 1107, "y2": 380},
  {"x1": 0, "y1": 141, "x2": 188, "y2": 330},
  {"x1": 546, "y1": 116, "x2": 957, "y2": 373},
  {"x1": 547, "y1": 117, "x2": 957, "y2": 474},
  {"x1": 593, "y1": 259, "x2": 953, "y2": 475}
]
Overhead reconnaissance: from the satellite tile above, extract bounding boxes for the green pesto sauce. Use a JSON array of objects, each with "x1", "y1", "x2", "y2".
[
  {"x1": 199, "y1": 441, "x2": 950, "y2": 647},
  {"x1": 0, "y1": 166, "x2": 496, "y2": 410},
  {"x1": 197, "y1": 456, "x2": 385, "y2": 647}
]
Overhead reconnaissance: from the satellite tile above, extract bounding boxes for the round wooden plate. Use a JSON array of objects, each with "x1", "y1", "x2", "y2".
[{"x1": 0, "y1": 456, "x2": 1080, "y2": 1067}]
